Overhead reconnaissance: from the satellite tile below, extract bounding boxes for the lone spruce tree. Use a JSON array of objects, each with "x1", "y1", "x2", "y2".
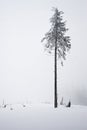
[{"x1": 41, "y1": 8, "x2": 71, "y2": 108}]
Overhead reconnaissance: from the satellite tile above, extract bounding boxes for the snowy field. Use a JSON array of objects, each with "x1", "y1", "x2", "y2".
[{"x1": 0, "y1": 103, "x2": 87, "y2": 130}]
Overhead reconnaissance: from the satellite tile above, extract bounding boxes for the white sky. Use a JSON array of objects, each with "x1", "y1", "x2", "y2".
[{"x1": 0, "y1": 0, "x2": 87, "y2": 105}]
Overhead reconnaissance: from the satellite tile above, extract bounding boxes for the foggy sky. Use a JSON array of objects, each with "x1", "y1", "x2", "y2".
[{"x1": 0, "y1": 0, "x2": 87, "y2": 105}]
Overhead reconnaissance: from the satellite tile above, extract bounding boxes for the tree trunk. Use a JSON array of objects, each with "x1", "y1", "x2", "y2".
[{"x1": 54, "y1": 40, "x2": 58, "y2": 108}]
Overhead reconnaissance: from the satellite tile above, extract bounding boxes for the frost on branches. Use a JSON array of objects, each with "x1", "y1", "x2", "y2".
[{"x1": 41, "y1": 8, "x2": 71, "y2": 63}]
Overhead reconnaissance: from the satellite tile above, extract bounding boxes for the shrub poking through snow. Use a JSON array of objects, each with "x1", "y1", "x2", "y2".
[{"x1": 66, "y1": 100, "x2": 71, "y2": 107}]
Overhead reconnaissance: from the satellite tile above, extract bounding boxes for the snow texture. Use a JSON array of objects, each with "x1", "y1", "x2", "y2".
[{"x1": 0, "y1": 103, "x2": 87, "y2": 130}]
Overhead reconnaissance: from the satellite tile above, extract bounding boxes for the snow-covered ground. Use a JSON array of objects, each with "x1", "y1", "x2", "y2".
[{"x1": 0, "y1": 103, "x2": 87, "y2": 130}]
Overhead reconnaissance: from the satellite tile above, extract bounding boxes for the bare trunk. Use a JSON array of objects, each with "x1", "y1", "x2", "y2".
[{"x1": 54, "y1": 39, "x2": 58, "y2": 108}]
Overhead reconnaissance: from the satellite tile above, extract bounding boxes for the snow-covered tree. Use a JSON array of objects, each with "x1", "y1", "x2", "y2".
[{"x1": 41, "y1": 8, "x2": 71, "y2": 108}]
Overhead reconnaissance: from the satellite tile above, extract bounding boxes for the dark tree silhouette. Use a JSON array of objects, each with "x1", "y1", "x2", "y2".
[{"x1": 41, "y1": 8, "x2": 71, "y2": 108}]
